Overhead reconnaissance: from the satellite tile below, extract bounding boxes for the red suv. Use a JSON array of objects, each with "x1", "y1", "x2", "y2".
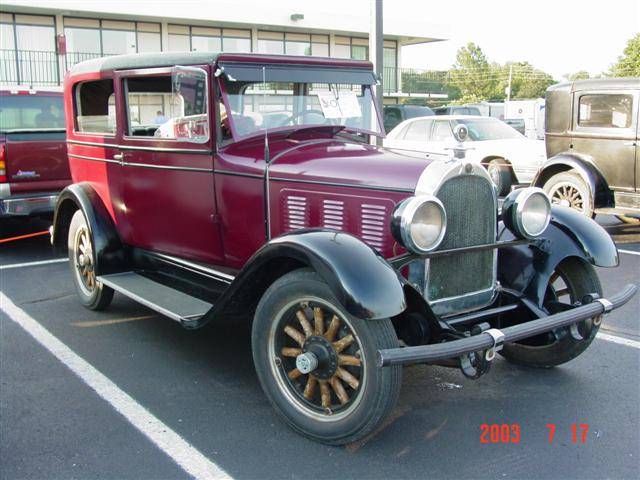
[
  {"x1": 0, "y1": 87, "x2": 69, "y2": 217},
  {"x1": 52, "y1": 52, "x2": 635, "y2": 444}
]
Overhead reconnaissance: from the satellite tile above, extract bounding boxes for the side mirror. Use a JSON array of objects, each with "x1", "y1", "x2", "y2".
[{"x1": 453, "y1": 124, "x2": 468, "y2": 143}]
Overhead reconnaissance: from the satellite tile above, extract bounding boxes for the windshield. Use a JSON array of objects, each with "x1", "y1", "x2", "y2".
[
  {"x1": 0, "y1": 94, "x2": 65, "y2": 131},
  {"x1": 221, "y1": 81, "x2": 383, "y2": 140},
  {"x1": 452, "y1": 118, "x2": 522, "y2": 141}
]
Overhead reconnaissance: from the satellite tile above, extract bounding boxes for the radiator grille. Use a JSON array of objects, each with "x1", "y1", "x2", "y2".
[{"x1": 426, "y1": 175, "x2": 496, "y2": 303}]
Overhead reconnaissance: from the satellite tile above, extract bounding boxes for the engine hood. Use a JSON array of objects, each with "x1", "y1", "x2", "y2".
[{"x1": 257, "y1": 136, "x2": 431, "y2": 193}]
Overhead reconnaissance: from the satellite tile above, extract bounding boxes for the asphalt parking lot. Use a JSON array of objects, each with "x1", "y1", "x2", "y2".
[{"x1": 1, "y1": 216, "x2": 639, "y2": 480}]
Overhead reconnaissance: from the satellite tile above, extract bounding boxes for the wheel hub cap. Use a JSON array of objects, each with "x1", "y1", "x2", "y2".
[{"x1": 302, "y1": 335, "x2": 338, "y2": 380}]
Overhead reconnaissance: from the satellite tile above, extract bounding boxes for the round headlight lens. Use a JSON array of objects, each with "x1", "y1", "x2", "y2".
[
  {"x1": 520, "y1": 191, "x2": 550, "y2": 237},
  {"x1": 503, "y1": 187, "x2": 551, "y2": 239},
  {"x1": 392, "y1": 195, "x2": 447, "y2": 253}
]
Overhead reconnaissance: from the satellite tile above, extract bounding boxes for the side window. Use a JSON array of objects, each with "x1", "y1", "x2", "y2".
[
  {"x1": 403, "y1": 119, "x2": 431, "y2": 141},
  {"x1": 432, "y1": 121, "x2": 453, "y2": 141},
  {"x1": 75, "y1": 80, "x2": 116, "y2": 135},
  {"x1": 125, "y1": 67, "x2": 209, "y2": 143},
  {"x1": 578, "y1": 93, "x2": 633, "y2": 129}
]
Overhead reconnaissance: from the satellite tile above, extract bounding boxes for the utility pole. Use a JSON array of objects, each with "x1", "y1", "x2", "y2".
[
  {"x1": 369, "y1": 0, "x2": 383, "y2": 145},
  {"x1": 506, "y1": 64, "x2": 513, "y2": 103}
]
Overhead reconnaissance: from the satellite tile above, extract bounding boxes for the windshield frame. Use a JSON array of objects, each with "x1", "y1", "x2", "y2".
[{"x1": 217, "y1": 76, "x2": 385, "y2": 142}]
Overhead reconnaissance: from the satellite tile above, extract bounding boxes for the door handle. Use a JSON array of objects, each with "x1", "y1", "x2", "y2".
[{"x1": 113, "y1": 154, "x2": 123, "y2": 160}]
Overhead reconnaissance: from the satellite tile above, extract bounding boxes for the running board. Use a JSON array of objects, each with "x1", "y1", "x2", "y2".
[{"x1": 97, "y1": 272, "x2": 213, "y2": 324}]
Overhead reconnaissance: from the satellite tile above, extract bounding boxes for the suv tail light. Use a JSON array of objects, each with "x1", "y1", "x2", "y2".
[{"x1": 0, "y1": 143, "x2": 6, "y2": 183}]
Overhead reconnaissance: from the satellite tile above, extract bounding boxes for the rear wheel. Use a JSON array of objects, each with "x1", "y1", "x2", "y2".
[
  {"x1": 543, "y1": 171, "x2": 594, "y2": 217},
  {"x1": 500, "y1": 257, "x2": 602, "y2": 368},
  {"x1": 252, "y1": 269, "x2": 402, "y2": 445},
  {"x1": 487, "y1": 158, "x2": 512, "y2": 196},
  {"x1": 68, "y1": 209, "x2": 114, "y2": 310}
]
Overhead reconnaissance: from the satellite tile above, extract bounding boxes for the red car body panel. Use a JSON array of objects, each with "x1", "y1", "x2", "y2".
[{"x1": 63, "y1": 54, "x2": 424, "y2": 268}]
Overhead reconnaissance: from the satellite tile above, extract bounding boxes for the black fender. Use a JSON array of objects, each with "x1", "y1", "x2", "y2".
[
  {"x1": 207, "y1": 229, "x2": 407, "y2": 322},
  {"x1": 52, "y1": 182, "x2": 126, "y2": 275},
  {"x1": 532, "y1": 153, "x2": 612, "y2": 208},
  {"x1": 498, "y1": 205, "x2": 618, "y2": 306}
]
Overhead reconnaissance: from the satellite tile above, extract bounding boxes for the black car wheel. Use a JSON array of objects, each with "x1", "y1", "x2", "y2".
[
  {"x1": 68, "y1": 209, "x2": 114, "y2": 310},
  {"x1": 487, "y1": 159, "x2": 512, "y2": 197},
  {"x1": 543, "y1": 171, "x2": 594, "y2": 217},
  {"x1": 500, "y1": 257, "x2": 602, "y2": 368},
  {"x1": 252, "y1": 269, "x2": 402, "y2": 445}
]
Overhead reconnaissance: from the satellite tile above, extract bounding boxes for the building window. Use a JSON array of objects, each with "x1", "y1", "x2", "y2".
[
  {"x1": 168, "y1": 24, "x2": 251, "y2": 53},
  {"x1": 0, "y1": 13, "x2": 57, "y2": 85},
  {"x1": 257, "y1": 31, "x2": 329, "y2": 56},
  {"x1": 334, "y1": 36, "x2": 397, "y2": 91},
  {"x1": 63, "y1": 17, "x2": 162, "y2": 68}
]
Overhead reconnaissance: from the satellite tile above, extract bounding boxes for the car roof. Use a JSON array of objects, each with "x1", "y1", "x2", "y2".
[
  {"x1": 548, "y1": 77, "x2": 640, "y2": 92},
  {"x1": 68, "y1": 51, "x2": 372, "y2": 76}
]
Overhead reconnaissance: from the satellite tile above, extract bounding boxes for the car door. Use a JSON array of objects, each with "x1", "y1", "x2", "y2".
[
  {"x1": 114, "y1": 66, "x2": 225, "y2": 264},
  {"x1": 571, "y1": 89, "x2": 638, "y2": 192}
]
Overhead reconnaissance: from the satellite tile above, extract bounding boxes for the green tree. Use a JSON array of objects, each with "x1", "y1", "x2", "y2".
[
  {"x1": 449, "y1": 43, "x2": 497, "y2": 102},
  {"x1": 498, "y1": 62, "x2": 556, "y2": 99},
  {"x1": 565, "y1": 71, "x2": 591, "y2": 81},
  {"x1": 609, "y1": 33, "x2": 640, "y2": 77}
]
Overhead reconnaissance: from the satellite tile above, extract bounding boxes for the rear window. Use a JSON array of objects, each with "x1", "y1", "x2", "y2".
[
  {"x1": 75, "y1": 80, "x2": 116, "y2": 135},
  {"x1": 578, "y1": 93, "x2": 633, "y2": 129},
  {"x1": 0, "y1": 94, "x2": 64, "y2": 131}
]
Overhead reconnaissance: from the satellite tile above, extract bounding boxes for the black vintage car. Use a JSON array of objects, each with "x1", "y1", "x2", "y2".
[{"x1": 534, "y1": 78, "x2": 639, "y2": 222}]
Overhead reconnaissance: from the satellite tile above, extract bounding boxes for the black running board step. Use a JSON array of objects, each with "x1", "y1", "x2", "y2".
[{"x1": 97, "y1": 272, "x2": 213, "y2": 322}]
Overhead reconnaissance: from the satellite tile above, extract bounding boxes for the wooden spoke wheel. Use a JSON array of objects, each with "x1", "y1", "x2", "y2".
[
  {"x1": 67, "y1": 210, "x2": 113, "y2": 311},
  {"x1": 273, "y1": 301, "x2": 365, "y2": 416},
  {"x1": 252, "y1": 269, "x2": 402, "y2": 445}
]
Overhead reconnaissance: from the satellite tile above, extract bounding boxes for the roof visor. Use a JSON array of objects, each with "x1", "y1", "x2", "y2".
[{"x1": 217, "y1": 62, "x2": 378, "y2": 85}]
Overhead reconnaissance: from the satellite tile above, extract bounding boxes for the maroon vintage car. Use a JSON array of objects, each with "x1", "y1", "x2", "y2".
[
  {"x1": 52, "y1": 52, "x2": 635, "y2": 445},
  {"x1": 0, "y1": 87, "x2": 69, "y2": 217}
]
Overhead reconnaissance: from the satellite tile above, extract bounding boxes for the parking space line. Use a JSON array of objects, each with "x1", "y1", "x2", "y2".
[
  {"x1": 597, "y1": 332, "x2": 640, "y2": 349},
  {"x1": 618, "y1": 249, "x2": 640, "y2": 257},
  {"x1": 0, "y1": 292, "x2": 232, "y2": 480},
  {"x1": 0, "y1": 258, "x2": 68, "y2": 270}
]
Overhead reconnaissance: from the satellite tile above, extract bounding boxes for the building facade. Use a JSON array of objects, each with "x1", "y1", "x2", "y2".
[{"x1": 0, "y1": 1, "x2": 449, "y2": 101}]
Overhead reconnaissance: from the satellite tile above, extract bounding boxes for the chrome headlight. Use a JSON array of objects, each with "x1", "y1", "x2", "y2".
[
  {"x1": 391, "y1": 195, "x2": 447, "y2": 253},
  {"x1": 503, "y1": 187, "x2": 551, "y2": 239}
]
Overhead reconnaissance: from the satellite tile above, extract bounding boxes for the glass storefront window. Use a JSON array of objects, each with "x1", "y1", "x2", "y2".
[
  {"x1": 137, "y1": 32, "x2": 161, "y2": 53},
  {"x1": 192, "y1": 35, "x2": 222, "y2": 52},
  {"x1": 65, "y1": 27, "x2": 101, "y2": 53},
  {"x1": 168, "y1": 34, "x2": 190, "y2": 52},
  {"x1": 222, "y1": 37, "x2": 251, "y2": 52},
  {"x1": 101, "y1": 29, "x2": 137, "y2": 55},
  {"x1": 258, "y1": 39, "x2": 284, "y2": 54}
]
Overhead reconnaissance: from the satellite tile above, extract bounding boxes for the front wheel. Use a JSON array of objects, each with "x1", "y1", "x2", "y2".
[
  {"x1": 252, "y1": 269, "x2": 402, "y2": 445},
  {"x1": 67, "y1": 209, "x2": 114, "y2": 310},
  {"x1": 500, "y1": 257, "x2": 602, "y2": 368}
]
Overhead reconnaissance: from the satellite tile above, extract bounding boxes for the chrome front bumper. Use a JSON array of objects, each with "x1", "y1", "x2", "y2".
[
  {"x1": 0, "y1": 192, "x2": 58, "y2": 216},
  {"x1": 377, "y1": 284, "x2": 638, "y2": 367}
]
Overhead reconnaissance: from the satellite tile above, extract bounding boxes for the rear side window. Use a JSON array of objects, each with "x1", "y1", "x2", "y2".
[
  {"x1": 403, "y1": 119, "x2": 431, "y2": 141},
  {"x1": 0, "y1": 94, "x2": 64, "y2": 131},
  {"x1": 75, "y1": 80, "x2": 116, "y2": 134},
  {"x1": 578, "y1": 93, "x2": 633, "y2": 129}
]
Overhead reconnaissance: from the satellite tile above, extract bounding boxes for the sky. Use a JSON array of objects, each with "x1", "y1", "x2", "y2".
[{"x1": 397, "y1": 0, "x2": 639, "y2": 80}]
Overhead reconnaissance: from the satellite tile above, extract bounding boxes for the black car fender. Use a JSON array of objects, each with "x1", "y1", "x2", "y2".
[
  {"x1": 208, "y1": 229, "x2": 407, "y2": 323},
  {"x1": 532, "y1": 153, "x2": 612, "y2": 208},
  {"x1": 52, "y1": 182, "x2": 126, "y2": 275},
  {"x1": 498, "y1": 205, "x2": 618, "y2": 306}
]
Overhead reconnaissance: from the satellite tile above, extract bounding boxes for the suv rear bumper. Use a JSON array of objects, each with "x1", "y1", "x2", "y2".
[
  {"x1": 0, "y1": 189, "x2": 59, "y2": 217},
  {"x1": 378, "y1": 284, "x2": 638, "y2": 367}
]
